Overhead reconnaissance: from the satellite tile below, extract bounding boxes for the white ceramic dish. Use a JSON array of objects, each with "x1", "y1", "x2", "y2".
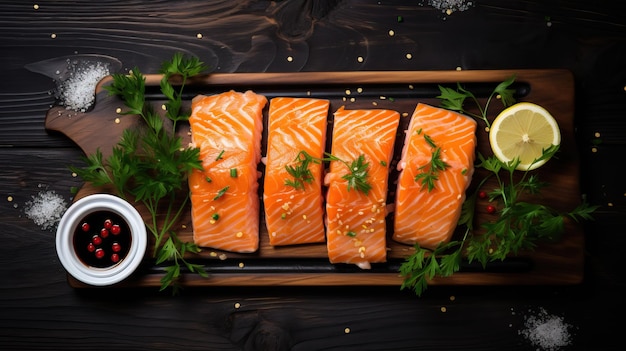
[{"x1": 55, "y1": 194, "x2": 147, "y2": 286}]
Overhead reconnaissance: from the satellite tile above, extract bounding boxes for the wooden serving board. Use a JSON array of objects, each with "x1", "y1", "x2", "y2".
[{"x1": 45, "y1": 69, "x2": 584, "y2": 288}]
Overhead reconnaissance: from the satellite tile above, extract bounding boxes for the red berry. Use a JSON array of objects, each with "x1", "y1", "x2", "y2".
[
  {"x1": 111, "y1": 254, "x2": 120, "y2": 263},
  {"x1": 486, "y1": 205, "x2": 496, "y2": 214},
  {"x1": 111, "y1": 224, "x2": 121, "y2": 235},
  {"x1": 87, "y1": 243, "x2": 96, "y2": 252},
  {"x1": 95, "y1": 248, "x2": 105, "y2": 259},
  {"x1": 92, "y1": 235, "x2": 102, "y2": 246},
  {"x1": 111, "y1": 242, "x2": 121, "y2": 252},
  {"x1": 81, "y1": 222, "x2": 90, "y2": 232},
  {"x1": 100, "y1": 228, "x2": 109, "y2": 238},
  {"x1": 103, "y1": 219, "x2": 113, "y2": 229},
  {"x1": 478, "y1": 191, "x2": 487, "y2": 199}
]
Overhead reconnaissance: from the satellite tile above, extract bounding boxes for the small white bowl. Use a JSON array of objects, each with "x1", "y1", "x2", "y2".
[{"x1": 55, "y1": 193, "x2": 147, "y2": 286}]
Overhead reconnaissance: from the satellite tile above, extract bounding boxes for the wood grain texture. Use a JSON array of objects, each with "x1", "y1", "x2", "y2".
[{"x1": 44, "y1": 69, "x2": 585, "y2": 288}]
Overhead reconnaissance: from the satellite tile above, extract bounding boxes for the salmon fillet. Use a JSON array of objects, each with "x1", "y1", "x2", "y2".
[
  {"x1": 263, "y1": 97, "x2": 330, "y2": 246},
  {"x1": 325, "y1": 106, "x2": 400, "y2": 268},
  {"x1": 393, "y1": 103, "x2": 477, "y2": 250},
  {"x1": 188, "y1": 90, "x2": 267, "y2": 253}
]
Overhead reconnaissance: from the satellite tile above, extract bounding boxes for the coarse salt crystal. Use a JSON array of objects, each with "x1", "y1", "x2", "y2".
[
  {"x1": 24, "y1": 190, "x2": 68, "y2": 230},
  {"x1": 59, "y1": 61, "x2": 111, "y2": 112},
  {"x1": 519, "y1": 307, "x2": 572, "y2": 350}
]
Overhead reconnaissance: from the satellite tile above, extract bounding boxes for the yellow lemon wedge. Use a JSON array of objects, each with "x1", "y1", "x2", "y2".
[{"x1": 489, "y1": 102, "x2": 561, "y2": 171}]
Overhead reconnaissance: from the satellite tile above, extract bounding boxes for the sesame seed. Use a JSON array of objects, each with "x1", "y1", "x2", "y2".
[
  {"x1": 484, "y1": 126, "x2": 490, "y2": 132},
  {"x1": 591, "y1": 147, "x2": 598, "y2": 153},
  {"x1": 161, "y1": 104, "x2": 167, "y2": 110},
  {"x1": 357, "y1": 56, "x2": 364, "y2": 63},
  {"x1": 238, "y1": 262, "x2": 245, "y2": 268},
  {"x1": 388, "y1": 29, "x2": 395, "y2": 36},
  {"x1": 50, "y1": 33, "x2": 56, "y2": 39},
  {"x1": 218, "y1": 253, "x2": 227, "y2": 260},
  {"x1": 234, "y1": 302, "x2": 241, "y2": 309},
  {"x1": 402, "y1": 112, "x2": 409, "y2": 117},
  {"x1": 116, "y1": 107, "x2": 122, "y2": 113},
  {"x1": 450, "y1": 295, "x2": 456, "y2": 301},
  {"x1": 287, "y1": 56, "x2": 293, "y2": 62},
  {"x1": 344, "y1": 327, "x2": 351, "y2": 334},
  {"x1": 441, "y1": 306, "x2": 447, "y2": 312},
  {"x1": 357, "y1": 87, "x2": 363, "y2": 93},
  {"x1": 456, "y1": 66, "x2": 462, "y2": 71},
  {"x1": 372, "y1": 101, "x2": 378, "y2": 106},
  {"x1": 302, "y1": 214, "x2": 307, "y2": 220},
  {"x1": 236, "y1": 231, "x2": 243, "y2": 238},
  {"x1": 350, "y1": 97, "x2": 355, "y2": 102},
  {"x1": 71, "y1": 172, "x2": 77, "y2": 177},
  {"x1": 408, "y1": 84, "x2": 414, "y2": 89},
  {"x1": 209, "y1": 252, "x2": 217, "y2": 257},
  {"x1": 34, "y1": 4, "x2": 39, "y2": 10},
  {"x1": 181, "y1": 224, "x2": 187, "y2": 229},
  {"x1": 209, "y1": 219, "x2": 216, "y2": 224},
  {"x1": 446, "y1": 9, "x2": 453, "y2": 15},
  {"x1": 196, "y1": 33, "x2": 203, "y2": 39},
  {"x1": 345, "y1": 89, "x2": 351, "y2": 95},
  {"x1": 594, "y1": 132, "x2": 601, "y2": 137},
  {"x1": 114, "y1": 117, "x2": 120, "y2": 124},
  {"x1": 405, "y1": 53, "x2": 412, "y2": 59},
  {"x1": 7, "y1": 196, "x2": 13, "y2": 202}
]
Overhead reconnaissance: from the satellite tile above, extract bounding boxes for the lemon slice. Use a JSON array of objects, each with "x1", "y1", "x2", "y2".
[{"x1": 489, "y1": 102, "x2": 561, "y2": 171}]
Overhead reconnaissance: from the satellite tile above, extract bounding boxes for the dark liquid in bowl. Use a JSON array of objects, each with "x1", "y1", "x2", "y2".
[{"x1": 73, "y1": 211, "x2": 132, "y2": 268}]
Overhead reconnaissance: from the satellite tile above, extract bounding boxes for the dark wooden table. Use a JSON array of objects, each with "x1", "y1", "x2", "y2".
[{"x1": 1, "y1": 1, "x2": 624, "y2": 350}]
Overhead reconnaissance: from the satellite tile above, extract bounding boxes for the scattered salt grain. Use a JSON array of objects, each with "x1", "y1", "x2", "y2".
[
  {"x1": 420, "y1": 1, "x2": 474, "y2": 15},
  {"x1": 519, "y1": 308, "x2": 572, "y2": 350},
  {"x1": 58, "y1": 60, "x2": 111, "y2": 112},
  {"x1": 24, "y1": 190, "x2": 68, "y2": 230}
]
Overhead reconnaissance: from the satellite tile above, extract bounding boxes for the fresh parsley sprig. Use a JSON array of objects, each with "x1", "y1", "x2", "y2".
[
  {"x1": 437, "y1": 75, "x2": 517, "y2": 128},
  {"x1": 324, "y1": 153, "x2": 372, "y2": 195},
  {"x1": 414, "y1": 132, "x2": 450, "y2": 192},
  {"x1": 285, "y1": 151, "x2": 320, "y2": 190},
  {"x1": 70, "y1": 53, "x2": 208, "y2": 293},
  {"x1": 400, "y1": 146, "x2": 597, "y2": 296}
]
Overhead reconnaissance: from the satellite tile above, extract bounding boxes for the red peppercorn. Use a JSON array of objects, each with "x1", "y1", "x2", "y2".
[
  {"x1": 87, "y1": 243, "x2": 96, "y2": 252},
  {"x1": 103, "y1": 219, "x2": 113, "y2": 229},
  {"x1": 95, "y1": 248, "x2": 105, "y2": 259},
  {"x1": 111, "y1": 224, "x2": 121, "y2": 235},
  {"x1": 478, "y1": 191, "x2": 487, "y2": 199},
  {"x1": 111, "y1": 242, "x2": 121, "y2": 253},
  {"x1": 100, "y1": 228, "x2": 109, "y2": 238},
  {"x1": 111, "y1": 254, "x2": 120, "y2": 263},
  {"x1": 486, "y1": 205, "x2": 496, "y2": 214},
  {"x1": 81, "y1": 222, "x2": 90, "y2": 232},
  {"x1": 92, "y1": 235, "x2": 102, "y2": 246}
]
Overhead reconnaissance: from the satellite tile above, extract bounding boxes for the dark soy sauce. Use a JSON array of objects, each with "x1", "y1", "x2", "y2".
[{"x1": 73, "y1": 211, "x2": 132, "y2": 268}]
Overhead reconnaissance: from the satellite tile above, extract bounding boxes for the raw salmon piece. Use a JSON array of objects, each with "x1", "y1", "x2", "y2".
[
  {"x1": 325, "y1": 106, "x2": 400, "y2": 268},
  {"x1": 393, "y1": 103, "x2": 477, "y2": 250},
  {"x1": 188, "y1": 90, "x2": 267, "y2": 253},
  {"x1": 264, "y1": 97, "x2": 330, "y2": 246}
]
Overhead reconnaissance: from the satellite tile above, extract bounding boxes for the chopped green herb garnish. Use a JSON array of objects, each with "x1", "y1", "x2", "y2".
[
  {"x1": 285, "y1": 151, "x2": 319, "y2": 190},
  {"x1": 216, "y1": 150, "x2": 225, "y2": 161},
  {"x1": 213, "y1": 186, "x2": 229, "y2": 200},
  {"x1": 211, "y1": 213, "x2": 219, "y2": 221},
  {"x1": 205, "y1": 176, "x2": 212, "y2": 183},
  {"x1": 413, "y1": 134, "x2": 450, "y2": 192},
  {"x1": 380, "y1": 160, "x2": 387, "y2": 167},
  {"x1": 230, "y1": 168, "x2": 238, "y2": 178},
  {"x1": 324, "y1": 153, "x2": 372, "y2": 195},
  {"x1": 346, "y1": 231, "x2": 357, "y2": 237}
]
